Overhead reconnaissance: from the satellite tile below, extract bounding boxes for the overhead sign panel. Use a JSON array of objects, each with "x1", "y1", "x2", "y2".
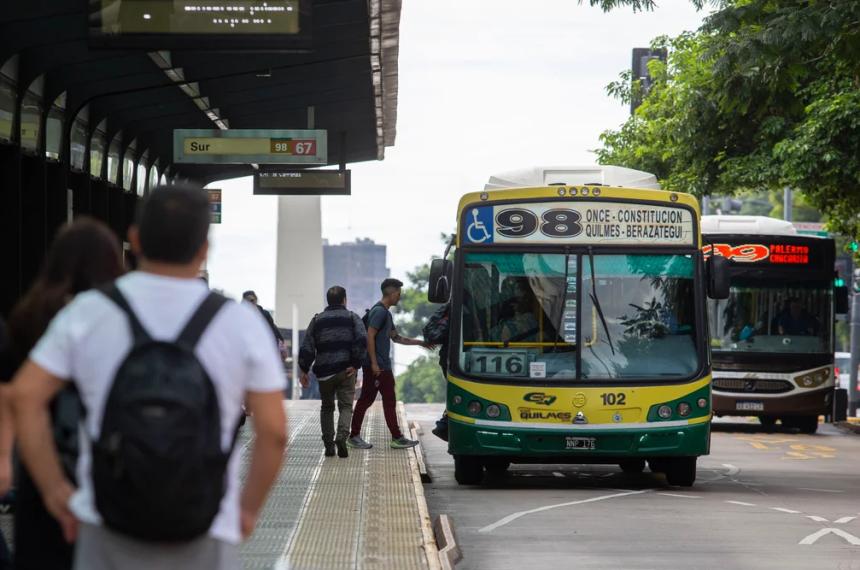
[
  {"x1": 208, "y1": 189, "x2": 221, "y2": 223},
  {"x1": 173, "y1": 129, "x2": 327, "y2": 165},
  {"x1": 462, "y1": 201, "x2": 695, "y2": 246},
  {"x1": 89, "y1": 0, "x2": 312, "y2": 50},
  {"x1": 254, "y1": 169, "x2": 350, "y2": 196}
]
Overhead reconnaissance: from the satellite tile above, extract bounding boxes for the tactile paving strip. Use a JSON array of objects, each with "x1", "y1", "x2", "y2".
[
  {"x1": 265, "y1": 401, "x2": 429, "y2": 570},
  {"x1": 240, "y1": 405, "x2": 320, "y2": 569}
]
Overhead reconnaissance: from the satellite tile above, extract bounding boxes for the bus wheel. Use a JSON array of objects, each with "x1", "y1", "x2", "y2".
[
  {"x1": 454, "y1": 455, "x2": 484, "y2": 485},
  {"x1": 484, "y1": 458, "x2": 510, "y2": 476},
  {"x1": 758, "y1": 415, "x2": 777, "y2": 430},
  {"x1": 665, "y1": 457, "x2": 697, "y2": 487},
  {"x1": 619, "y1": 459, "x2": 646, "y2": 474}
]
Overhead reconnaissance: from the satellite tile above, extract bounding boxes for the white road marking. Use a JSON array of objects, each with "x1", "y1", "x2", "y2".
[
  {"x1": 798, "y1": 487, "x2": 844, "y2": 493},
  {"x1": 807, "y1": 516, "x2": 830, "y2": 523},
  {"x1": 726, "y1": 501, "x2": 757, "y2": 507},
  {"x1": 552, "y1": 472, "x2": 565, "y2": 478},
  {"x1": 836, "y1": 516, "x2": 857, "y2": 525},
  {"x1": 658, "y1": 493, "x2": 701, "y2": 499},
  {"x1": 723, "y1": 464, "x2": 740, "y2": 477},
  {"x1": 771, "y1": 508, "x2": 801, "y2": 514},
  {"x1": 478, "y1": 490, "x2": 647, "y2": 533},
  {"x1": 799, "y1": 528, "x2": 860, "y2": 546}
]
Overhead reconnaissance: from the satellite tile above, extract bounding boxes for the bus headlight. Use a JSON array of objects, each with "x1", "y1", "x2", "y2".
[
  {"x1": 486, "y1": 404, "x2": 501, "y2": 418},
  {"x1": 453, "y1": 395, "x2": 463, "y2": 405},
  {"x1": 677, "y1": 402, "x2": 692, "y2": 417},
  {"x1": 795, "y1": 369, "x2": 828, "y2": 388},
  {"x1": 468, "y1": 401, "x2": 483, "y2": 416},
  {"x1": 697, "y1": 398, "x2": 708, "y2": 409},
  {"x1": 657, "y1": 405, "x2": 673, "y2": 419}
]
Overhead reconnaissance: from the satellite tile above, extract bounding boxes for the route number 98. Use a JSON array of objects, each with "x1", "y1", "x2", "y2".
[{"x1": 495, "y1": 208, "x2": 583, "y2": 238}]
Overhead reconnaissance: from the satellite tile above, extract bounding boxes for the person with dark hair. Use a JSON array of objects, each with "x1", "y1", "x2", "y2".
[
  {"x1": 242, "y1": 290, "x2": 287, "y2": 358},
  {"x1": 298, "y1": 286, "x2": 366, "y2": 458},
  {"x1": 0, "y1": 217, "x2": 123, "y2": 570},
  {"x1": 348, "y1": 278, "x2": 428, "y2": 450},
  {"x1": 10, "y1": 186, "x2": 288, "y2": 569}
]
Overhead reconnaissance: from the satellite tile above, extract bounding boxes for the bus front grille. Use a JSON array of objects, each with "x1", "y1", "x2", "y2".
[{"x1": 712, "y1": 378, "x2": 794, "y2": 394}]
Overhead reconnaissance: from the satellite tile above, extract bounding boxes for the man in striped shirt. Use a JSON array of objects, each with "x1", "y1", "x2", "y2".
[{"x1": 299, "y1": 286, "x2": 367, "y2": 458}]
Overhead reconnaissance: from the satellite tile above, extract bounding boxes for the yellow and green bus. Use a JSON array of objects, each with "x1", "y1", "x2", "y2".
[{"x1": 428, "y1": 166, "x2": 729, "y2": 487}]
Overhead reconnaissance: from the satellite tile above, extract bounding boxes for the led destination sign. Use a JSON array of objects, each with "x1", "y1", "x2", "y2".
[
  {"x1": 254, "y1": 169, "x2": 351, "y2": 196},
  {"x1": 703, "y1": 243, "x2": 811, "y2": 265},
  {"x1": 89, "y1": 1, "x2": 311, "y2": 50},
  {"x1": 462, "y1": 201, "x2": 695, "y2": 246}
]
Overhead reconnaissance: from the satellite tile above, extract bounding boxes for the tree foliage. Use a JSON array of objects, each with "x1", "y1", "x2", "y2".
[
  {"x1": 596, "y1": 1, "x2": 860, "y2": 243},
  {"x1": 393, "y1": 233, "x2": 454, "y2": 338},
  {"x1": 396, "y1": 355, "x2": 446, "y2": 403}
]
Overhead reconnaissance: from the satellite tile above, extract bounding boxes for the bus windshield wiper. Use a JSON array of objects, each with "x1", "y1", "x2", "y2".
[{"x1": 587, "y1": 247, "x2": 616, "y2": 356}]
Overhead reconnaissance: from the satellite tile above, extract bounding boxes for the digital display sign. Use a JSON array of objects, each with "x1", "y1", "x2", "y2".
[
  {"x1": 254, "y1": 169, "x2": 350, "y2": 196},
  {"x1": 702, "y1": 235, "x2": 835, "y2": 274},
  {"x1": 173, "y1": 129, "x2": 327, "y2": 165},
  {"x1": 89, "y1": 1, "x2": 312, "y2": 50}
]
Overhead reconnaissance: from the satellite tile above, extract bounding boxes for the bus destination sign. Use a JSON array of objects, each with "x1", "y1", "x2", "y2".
[
  {"x1": 254, "y1": 169, "x2": 350, "y2": 196},
  {"x1": 173, "y1": 129, "x2": 327, "y2": 165},
  {"x1": 89, "y1": 1, "x2": 312, "y2": 51},
  {"x1": 704, "y1": 243, "x2": 811, "y2": 265},
  {"x1": 462, "y1": 201, "x2": 695, "y2": 246}
]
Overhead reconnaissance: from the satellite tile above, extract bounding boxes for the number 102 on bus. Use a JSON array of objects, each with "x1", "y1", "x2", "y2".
[{"x1": 270, "y1": 139, "x2": 317, "y2": 156}]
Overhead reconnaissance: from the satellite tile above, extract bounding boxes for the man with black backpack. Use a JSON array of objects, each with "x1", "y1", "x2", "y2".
[
  {"x1": 298, "y1": 286, "x2": 366, "y2": 459},
  {"x1": 348, "y1": 278, "x2": 427, "y2": 450},
  {"x1": 11, "y1": 186, "x2": 288, "y2": 569}
]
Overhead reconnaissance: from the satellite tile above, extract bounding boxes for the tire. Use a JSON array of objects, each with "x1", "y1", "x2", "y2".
[
  {"x1": 665, "y1": 457, "x2": 697, "y2": 487},
  {"x1": 758, "y1": 415, "x2": 777, "y2": 430},
  {"x1": 454, "y1": 455, "x2": 484, "y2": 485},
  {"x1": 484, "y1": 458, "x2": 510, "y2": 476},
  {"x1": 619, "y1": 459, "x2": 646, "y2": 474}
]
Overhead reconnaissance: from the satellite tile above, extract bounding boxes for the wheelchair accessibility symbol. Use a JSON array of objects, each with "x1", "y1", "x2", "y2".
[{"x1": 466, "y1": 207, "x2": 493, "y2": 244}]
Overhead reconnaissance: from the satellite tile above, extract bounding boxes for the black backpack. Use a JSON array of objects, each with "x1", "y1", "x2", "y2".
[
  {"x1": 94, "y1": 285, "x2": 236, "y2": 542},
  {"x1": 422, "y1": 303, "x2": 450, "y2": 344},
  {"x1": 361, "y1": 302, "x2": 392, "y2": 331}
]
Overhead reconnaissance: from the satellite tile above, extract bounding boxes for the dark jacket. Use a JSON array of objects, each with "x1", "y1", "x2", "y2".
[
  {"x1": 299, "y1": 305, "x2": 367, "y2": 378},
  {"x1": 256, "y1": 304, "x2": 285, "y2": 343}
]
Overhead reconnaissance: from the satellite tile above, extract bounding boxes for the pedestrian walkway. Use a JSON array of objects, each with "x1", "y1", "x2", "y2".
[{"x1": 241, "y1": 401, "x2": 438, "y2": 570}]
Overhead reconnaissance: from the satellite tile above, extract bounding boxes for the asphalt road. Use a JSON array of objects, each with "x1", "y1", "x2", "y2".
[{"x1": 407, "y1": 404, "x2": 860, "y2": 570}]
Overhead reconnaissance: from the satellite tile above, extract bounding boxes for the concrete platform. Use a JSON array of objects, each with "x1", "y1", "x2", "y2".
[{"x1": 240, "y1": 401, "x2": 438, "y2": 570}]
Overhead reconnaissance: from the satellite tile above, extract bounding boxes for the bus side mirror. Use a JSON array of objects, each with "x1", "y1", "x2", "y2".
[
  {"x1": 835, "y1": 285, "x2": 849, "y2": 315},
  {"x1": 428, "y1": 258, "x2": 453, "y2": 303},
  {"x1": 707, "y1": 255, "x2": 730, "y2": 300}
]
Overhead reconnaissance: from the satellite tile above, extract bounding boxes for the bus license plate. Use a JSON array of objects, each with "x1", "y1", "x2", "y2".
[
  {"x1": 736, "y1": 401, "x2": 764, "y2": 411},
  {"x1": 565, "y1": 437, "x2": 596, "y2": 450}
]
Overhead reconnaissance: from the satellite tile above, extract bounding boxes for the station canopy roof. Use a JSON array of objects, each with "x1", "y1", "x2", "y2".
[{"x1": 0, "y1": 0, "x2": 401, "y2": 184}]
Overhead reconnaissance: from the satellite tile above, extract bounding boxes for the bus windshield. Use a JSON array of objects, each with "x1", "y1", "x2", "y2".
[
  {"x1": 458, "y1": 251, "x2": 699, "y2": 382},
  {"x1": 708, "y1": 281, "x2": 833, "y2": 354}
]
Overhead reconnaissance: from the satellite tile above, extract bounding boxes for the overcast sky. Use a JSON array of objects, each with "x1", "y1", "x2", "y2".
[{"x1": 207, "y1": 0, "x2": 710, "y2": 316}]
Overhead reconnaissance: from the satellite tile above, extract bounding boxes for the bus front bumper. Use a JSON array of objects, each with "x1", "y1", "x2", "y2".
[
  {"x1": 712, "y1": 387, "x2": 832, "y2": 418},
  {"x1": 447, "y1": 415, "x2": 710, "y2": 459}
]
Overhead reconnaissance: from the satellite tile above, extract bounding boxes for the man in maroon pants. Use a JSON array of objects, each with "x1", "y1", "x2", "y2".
[{"x1": 348, "y1": 278, "x2": 427, "y2": 449}]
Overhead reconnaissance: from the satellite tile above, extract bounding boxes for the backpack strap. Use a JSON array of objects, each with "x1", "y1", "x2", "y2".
[
  {"x1": 101, "y1": 284, "x2": 151, "y2": 345},
  {"x1": 176, "y1": 292, "x2": 229, "y2": 350}
]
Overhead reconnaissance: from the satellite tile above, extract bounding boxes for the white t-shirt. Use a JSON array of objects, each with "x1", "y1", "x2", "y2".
[{"x1": 30, "y1": 272, "x2": 286, "y2": 544}]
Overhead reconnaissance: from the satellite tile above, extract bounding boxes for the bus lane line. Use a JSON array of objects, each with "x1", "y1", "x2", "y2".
[
  {"x1": 658, "y1": 493, "x2": 701, "y2": 499},
  {"x1": 771, "y1": 508, "x2": 801, "y2": 514},
  {"x1": 798, "y1": 487, "x2": 844, "y2": 493},
  {"x1": 726, "y1": 500, "x2": 757, "y2": 507},
  {"x1": 478, "y1": 490, "x2": 648, "y2": 534}
]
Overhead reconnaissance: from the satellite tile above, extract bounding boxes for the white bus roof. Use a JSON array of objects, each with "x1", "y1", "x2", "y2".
[
  {"x1": 484, "y1": 165, "x2": 660, "y2": 190},
  {"x1": 701, "y1": 215, "x2": 798, "y2": 236}
]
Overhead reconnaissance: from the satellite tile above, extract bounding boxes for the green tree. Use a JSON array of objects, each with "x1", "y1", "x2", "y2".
[
  {"x1": 595, "y1": 1, "x2": 860, "y2": 247},
  {"x1": 396, "y1": 355, "x2": 446, "y2": 403},
  {"x1": 393, "y1": 233, "x2": 454, "y2": 337}
]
